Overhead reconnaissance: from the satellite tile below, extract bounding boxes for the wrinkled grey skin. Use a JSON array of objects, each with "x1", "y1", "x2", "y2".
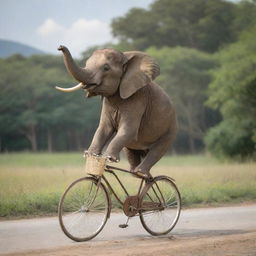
[{"x1": 57, "y1": 45, "x2": 177, "y2": 175}]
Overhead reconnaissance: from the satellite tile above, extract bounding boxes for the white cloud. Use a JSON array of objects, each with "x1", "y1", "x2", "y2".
[
  {"x1": 37, "y1": 18, "x2": 64, "y2": 37},
  {"x1": 36, "y1": 18, "x2": 113, "y2": 57}
]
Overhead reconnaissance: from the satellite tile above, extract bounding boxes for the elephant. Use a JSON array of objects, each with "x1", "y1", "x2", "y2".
[{"x1": 56, "y1": 45, "x2": 177, "y2": 177}]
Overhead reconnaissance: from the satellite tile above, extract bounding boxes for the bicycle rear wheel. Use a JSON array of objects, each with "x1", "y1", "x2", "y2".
[
  {"x1": 139, "y1": 176, "x2": 181, "y2": 236},
  {"x1": 58, "y1": 176, "x2": 110, "y2": 242}
]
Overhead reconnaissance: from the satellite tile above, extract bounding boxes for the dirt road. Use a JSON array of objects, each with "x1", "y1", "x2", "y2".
[{"x1": 0, "y1": 204, "x2": 255, "y2": 256}]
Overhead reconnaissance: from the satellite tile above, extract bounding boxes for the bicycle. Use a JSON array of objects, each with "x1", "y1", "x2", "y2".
[{"x1": 58, "y1": 155, "x2": 181, "y2": 242}]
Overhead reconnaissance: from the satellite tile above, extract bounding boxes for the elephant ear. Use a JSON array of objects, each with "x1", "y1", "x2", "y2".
[{"x1": 120, "y1": 51, "x2": 160, "y2": 99}]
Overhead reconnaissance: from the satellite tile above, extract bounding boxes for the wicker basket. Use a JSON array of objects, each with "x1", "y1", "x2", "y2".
[{"x1": 85, "y1": 155, "x2": 107, "y2": 176}]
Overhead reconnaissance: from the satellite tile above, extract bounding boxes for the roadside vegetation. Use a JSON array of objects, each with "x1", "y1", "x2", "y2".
[{"x1": 0, "y1": 153, "x2": 255, "y2": 217}]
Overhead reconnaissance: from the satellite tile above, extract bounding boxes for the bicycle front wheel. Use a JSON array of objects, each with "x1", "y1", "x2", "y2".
[
  {"x1": 139, "y1": 176, "x2": 181, "y2": 236},
  {"x1": 58, "y1": 176, "x2": 111, "y2": 242}
]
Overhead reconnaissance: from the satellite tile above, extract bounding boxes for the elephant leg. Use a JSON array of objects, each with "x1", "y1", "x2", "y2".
[
  {"x1": 124, "y1": 148, "x2": 142, "y2": 171},
  {"x1": 134, "y1": 131, "x2": 174, "y2": 175},
  {"x1": 88, "y1": 125, "x2": 114, "y2": 155},
  {"x1": 124, "y1": 148, "x2": 149, "y2": 171}
]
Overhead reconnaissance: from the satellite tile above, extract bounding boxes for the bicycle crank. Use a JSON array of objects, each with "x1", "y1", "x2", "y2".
[{"x1": 123, "y1": 196, "x2": 140, "y2": 217}]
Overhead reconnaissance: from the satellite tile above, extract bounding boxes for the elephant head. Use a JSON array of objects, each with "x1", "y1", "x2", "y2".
[{"x1": 56, "y1": 45, "x2": 160, "y2": 98}]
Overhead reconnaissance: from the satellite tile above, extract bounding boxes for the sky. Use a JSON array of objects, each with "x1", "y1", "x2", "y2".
[{"x1": 0, "y1": 0, "x2": 153, "y2": 57}]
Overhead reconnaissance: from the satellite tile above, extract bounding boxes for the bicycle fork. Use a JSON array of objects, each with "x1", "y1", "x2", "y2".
[{"x1": 84, "y1": 176, "x2": 102, "y2": 211}]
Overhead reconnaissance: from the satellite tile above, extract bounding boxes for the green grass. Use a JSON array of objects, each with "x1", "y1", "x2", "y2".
[
  {"x1": 0, "y1": 153, "x2": 255, "y2": 217},
  {"x1": 0, "y1": 152, "x2": 84, "y2": 167}
]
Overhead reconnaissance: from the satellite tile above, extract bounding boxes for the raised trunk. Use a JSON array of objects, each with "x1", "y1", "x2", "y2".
[{"x1": 58, "y1": 45, "x2": 91, "y2": 83}]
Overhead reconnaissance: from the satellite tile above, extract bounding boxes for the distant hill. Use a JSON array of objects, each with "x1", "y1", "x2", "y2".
[{"x1": 0, "y1": 39, "x2": 46, "y2": 58}]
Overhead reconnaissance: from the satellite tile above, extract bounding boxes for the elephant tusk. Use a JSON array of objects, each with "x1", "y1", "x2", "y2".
[{"x1": 55, "y1": 82, "x2": 84, "y2": 92}]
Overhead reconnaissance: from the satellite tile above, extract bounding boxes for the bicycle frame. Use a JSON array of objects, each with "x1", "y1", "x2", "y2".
[
  {"x1": 89, "y1": 165, "x2": 152, "y2": 208},
  {"x1": 59, "y1": 164, "x2": 181, "y2": 241},
  {"x1": 108, "y1": 165, "x2": 148, "y2": 206}
]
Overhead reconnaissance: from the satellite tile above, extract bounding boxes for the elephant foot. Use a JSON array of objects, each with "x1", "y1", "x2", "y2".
[
  {"x1": 131, "y1": 168, "x2": 151, "y2": 179},
  {"x1": 84, "y1": 149, "x2": 101, "y2": 157},
  {"x1": 104, "y1": 153, "x2": 120, "y2": 163}
]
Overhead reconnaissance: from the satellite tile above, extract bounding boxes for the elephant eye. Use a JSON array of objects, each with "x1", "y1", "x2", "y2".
[{"x1": 103, "y1": 64, "x2": 110, "y2": 71}]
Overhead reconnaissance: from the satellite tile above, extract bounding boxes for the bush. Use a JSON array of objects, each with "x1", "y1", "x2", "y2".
[{"x1": 205, "y1": 120, "x2": 255, "y2": 159}]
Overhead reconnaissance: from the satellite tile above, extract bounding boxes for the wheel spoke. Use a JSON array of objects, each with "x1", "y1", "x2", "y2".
[
  {"x1": 59, "y1": 177, "x2": 110, "y2": 242},
  {"x1": 67, "y1": 212, "x2": 84, "y2": 231},
  {"x1": 167, "y1": 200, "x2": 177, "y2": 207},
  {"x1": 139, "y1": 177, "x2": 181, "y2": 236}
]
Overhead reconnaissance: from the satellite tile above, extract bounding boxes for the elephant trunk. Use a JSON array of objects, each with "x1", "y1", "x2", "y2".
[{"x1": 58, "y1": 45, "x2": 91, "y2": 83}]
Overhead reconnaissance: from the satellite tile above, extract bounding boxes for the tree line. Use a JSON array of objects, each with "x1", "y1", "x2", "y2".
[
  {"x1": 0, "y1": 55, "x2": 101, "y2": 152},
  {"x1": 0, "y1": 0, "x2": 255, "y2": 158}
]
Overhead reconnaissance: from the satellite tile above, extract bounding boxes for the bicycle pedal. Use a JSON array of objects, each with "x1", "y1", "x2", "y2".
[{"x1": 119, "y1": 224, "x2": 128, "y2": 228}]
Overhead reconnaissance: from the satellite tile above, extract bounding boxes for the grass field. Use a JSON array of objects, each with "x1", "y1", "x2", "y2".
[{"x1": 0, "y1": 153, "x2": 255, "y2": 217}]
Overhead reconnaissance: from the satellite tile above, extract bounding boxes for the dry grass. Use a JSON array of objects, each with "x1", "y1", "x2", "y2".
[{"x1": 0, "y1": 153, "x2": 255, "y2": 217}]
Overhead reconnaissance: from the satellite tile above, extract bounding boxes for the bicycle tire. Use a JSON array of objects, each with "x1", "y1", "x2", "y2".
[
  {"x1": 139, "y1": 176, "x2": 181, "y2": 236},
  {"x1": 58, "y1": 176, "x2": 111, "y2": 242}
]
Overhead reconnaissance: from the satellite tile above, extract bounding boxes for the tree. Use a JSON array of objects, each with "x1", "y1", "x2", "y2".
[
  {"x1": 147, "y1": 47, "x2": 219, "y2": 153},
  {"x1": 0, "y1": 54, "x2": 101, "y2": 152},
  {"x1": 111, "y1": 0, "x2": 237, "y2": 52},
  {"x1": 0, "y1": 55, "x2": 39, "y2": 151},
  {"x1": 205, "y1": 28, "x2": 256, "y2": 158},
  {"x1": 232, "y1": 0, "x2": 256, "y2": 36}
]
